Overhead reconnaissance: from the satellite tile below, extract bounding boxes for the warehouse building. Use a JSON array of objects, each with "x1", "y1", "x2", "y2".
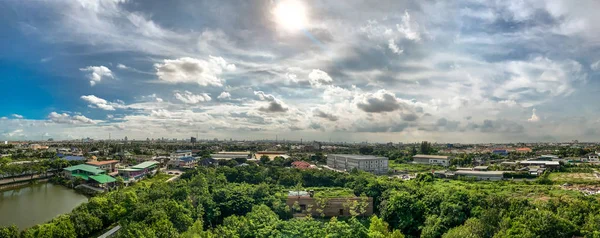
[
  {"x1": 412, "y1": 154, "x2": 452, "y2": 166},
  {"x1": 327, "y1": 154, "x2": 388, "y2": 174}
]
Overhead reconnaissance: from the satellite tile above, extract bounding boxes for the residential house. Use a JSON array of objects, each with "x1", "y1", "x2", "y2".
[
  {"x1": 86, "y1": 160, "x2": 119, "y2": 174},
  {"x1": 177, "y1": 156, "x2": 197, "y2": 168},
  {"x1": 291, "y1": 161, "x2": 314, "y2": 170},
  {"x1": 118, "y1": 161, "x2": 159, "y2": 183}
]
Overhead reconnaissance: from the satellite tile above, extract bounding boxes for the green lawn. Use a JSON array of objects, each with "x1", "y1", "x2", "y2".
[
  {"x1": 548, "y1": 172, "x2": 600, "y2": 185},
  {"x1": 390, "y1": 162, "x2": 445, "y2": 173}
]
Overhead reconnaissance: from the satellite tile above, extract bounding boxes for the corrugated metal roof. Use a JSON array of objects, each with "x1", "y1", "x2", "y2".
[
  {"x1": 131, "y1": 161, "x2": 159, "y2": 169},
  {"x1": 90, "y1": 174, "x2": 117, "y2": 184},
  {"x1": 63, "y1": 164, "x2": 105, "y2": 175}
]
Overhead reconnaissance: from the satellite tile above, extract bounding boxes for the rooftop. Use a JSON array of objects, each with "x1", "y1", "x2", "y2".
[
  {"x1": 329, "y1": 154, "x2": 388, "y2": 160},
  {"x1": 63, "y1": 156, "x2": 86, "y2": 161},
  {"x1": 454, "y1": 170, "x2": 505, "y2": 176},
  {"x1": 89, "y1": 174, "x2": 117, "y2": 184},
  {"x1": 413, "y1": 154, "x2": 451, "y2": 160},
  {"x1": 64, "y1": 164, "x2": 106, "y2": 175},
  {"x1": 86, "y1": 160, "x2": 119, "y2": 166},
  {"x1": 131, "y1": 161, "x2": 159, "y2": 169}
]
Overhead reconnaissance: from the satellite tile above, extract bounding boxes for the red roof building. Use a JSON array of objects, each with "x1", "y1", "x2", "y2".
[{"x1": 291, "y1": 161, "x2": 312, "y2": 169}]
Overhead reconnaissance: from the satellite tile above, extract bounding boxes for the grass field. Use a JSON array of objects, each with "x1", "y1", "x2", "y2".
[
  {"x1": 548, "y1": 172, "x2": 600, "y2": 184},
  {"x1": 390, "y1": 162, "x2": 445, "y2": 173}
]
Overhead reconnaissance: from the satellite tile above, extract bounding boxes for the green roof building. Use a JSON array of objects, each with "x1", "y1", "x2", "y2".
[
  {"x1": 90, "y1": 174, "x2": 117, "y2": 184},
  {"x1": 63, "y1": 164, "x2": 106, "y2": 180},
  {"x1": 131, "y1": 161, "x2": 159, "y2": 170}
]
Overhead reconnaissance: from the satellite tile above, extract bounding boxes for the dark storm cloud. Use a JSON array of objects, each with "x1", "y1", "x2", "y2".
[
  {"x1": 479, "y1": 119, "x2": 524, "y2": 133},
  {"x1": 313, "y1": 109, "x2": 339, "y2": 121},
  {"x1": 258, "y1": 101, "x2": 288, "y2": 113},
  {"x1": 401, "y1": 113, "x2": 418, "y2": 121},
  {"x1": 354, "y1": 123, "x2": 409, "y2": 133},
  {"x1": 357, "y1": 92, "x2": 402, "y2": 113}
]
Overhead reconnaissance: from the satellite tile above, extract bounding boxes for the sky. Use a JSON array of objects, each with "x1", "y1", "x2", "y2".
[{"x1": 1, "y1": 0, "x2": 600, "y2": 143}]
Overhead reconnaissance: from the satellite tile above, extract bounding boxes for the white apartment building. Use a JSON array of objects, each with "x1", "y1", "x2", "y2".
[{"x1": 327, "y1": 154, "x2": 389, "y2": 174}]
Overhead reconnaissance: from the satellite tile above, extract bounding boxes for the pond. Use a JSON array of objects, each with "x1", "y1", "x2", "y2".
[{"x1": 0, "y1": 182, "x2": 88, "y2": 229}]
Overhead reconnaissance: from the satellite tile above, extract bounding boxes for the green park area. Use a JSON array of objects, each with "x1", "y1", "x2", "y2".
[{"x1": 0, "y1": 164, "x2": 598, "y2": 238}]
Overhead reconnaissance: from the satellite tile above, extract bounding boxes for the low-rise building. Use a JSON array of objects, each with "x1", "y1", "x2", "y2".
[
  {"x1": 63, "y1": 164, "x2": 106, "y2": 180},
  {"x1": 291, "y1": 161, "x2": 314, "y2": 170},
  {"x1": 211, "y1": 152, "x2": 251, "y2": 161},
  {"x1": 86, "y1": 160, "x2": 119, "y2": 173},
  {"x1": 518, "y1": 160, "x2": 560, "y2": 169},
  {"x1": 412, "y1": 154, "x2": 452, "y2": 166},
  {"x1": 177, "y1": 156, "x2": 197, "y2": 168},
  {"x1": 327, "y1": 154, "x2": 388, "y2": 174},
  {"x1": 118, "y1": 161, "x2": 159, "y2": 183},
  {"x1": 255, "y1": 151, "x2": 289, "y2": 161},
  {"x1": 454, "y1": 170, "x2": 505, "y2": 181}
]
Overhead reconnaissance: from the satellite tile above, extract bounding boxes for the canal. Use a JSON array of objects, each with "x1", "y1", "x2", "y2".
[{"x1": 0, "y1": 183, "x2": 88, "y2": 229}]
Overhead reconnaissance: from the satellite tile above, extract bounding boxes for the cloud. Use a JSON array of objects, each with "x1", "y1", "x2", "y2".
[
  {"x1": 254, "y1": 91, "x2": 277, "y2": 101},
  {"x1": 396, "y1": 11, "x2": 421, "y2": 41},
  {"x1": 81, "y1": 95, "x2": 124, "y2": 110},
  {"x1": 479, "y1": 119, "x2": 524, "y2": 133},
  {"x1": 48, "y1": 112, "x2": 97, "y2": 125},
  {"x1": 79, "y1": 66, "x2": 113, "y2": 86},
  {"x1": 528, "y1": 108, "x2": 540, "y2": 122},
  {"x1": 387, "y1": 39, "x2": 403, "y2": 55},
  {"x1": 356, "y1": 90, "x2": 403, "y2": 113},
  {"x1": 0, "y1": 117, "x2": 7, "y2": 120},
  {"x1": 313, "y1": 108, "x2": 339, "y2": 121},
  {"x1": 217, "y1": 91, "x2": 231, "y2": 99},
  {"x1": 117, "y1": 64, "x2": 129, "y2": 69},
  {"x1": 591, "y1": 60, "x2": 600, "y2": 71},
  {"x1": 2, "y1": 129, "x2": 24, "y2": 138},
  {"x1": 11, "y1": 114, "x2": 23, "y2": 119},
  {"x1": 254, "y1": 91, "x2": 288, "y2": 113},
  {"x1": 308, "y1": 69, "x2": 333, "y2": 87},
  {"x1": 174, "y1": 91, "x2": 212, "y2": 104},
  {"x1": 154, "y1": 56, "x2": 235, "y2": 86}
]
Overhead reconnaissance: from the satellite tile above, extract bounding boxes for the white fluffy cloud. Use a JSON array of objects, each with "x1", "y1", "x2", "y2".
[
  {"x1": 11, "y1": 114, "x2": 23, "y2": 119},
  {"x1": 528, "y1": 108, "x2": 540, "y2": 122},
  {"x1": 154, "y1": 56, "x2": 235, "y2": 86},
  {"x1": 387, "y1": 39, "x2": 403, "y2": 55},
  {"x1": 396, "y1": 11, "x2": 421, "y2": 41},
  {"x1": 81, "y1": 95, "x2": 124, "y2": 110},
  {"x1": 117, "y1": 64, "x2": 128, "y2": 69},
  {"x1": 48, "y1": 112, "x2": 97, "y2": 125},
  {"x1": 174, "y1": 91, "x2": 212, "y2": 104},
  {"x1": 308, "y1": 69, "x2": 333, "y2": 88},
  {"x1": 79, "y1": 66, "x2": 113, "y2": 86},
  {"x1": 217, "y1": 91, "x2": 231, "y2": 99}
]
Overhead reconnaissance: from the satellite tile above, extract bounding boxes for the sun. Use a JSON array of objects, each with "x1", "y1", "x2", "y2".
[{"x1": 273, "y1": 0, "x2": 308, "y2": 32}]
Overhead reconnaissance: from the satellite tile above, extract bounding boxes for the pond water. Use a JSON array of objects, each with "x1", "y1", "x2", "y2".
[{"x1": 0, "y1": 183, "x2": 88, "y2": 229}]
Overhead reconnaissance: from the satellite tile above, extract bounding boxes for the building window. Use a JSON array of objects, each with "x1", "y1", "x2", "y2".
[
  {"x1": 300, "y1": 204, "x2": 306, "y2": 212},
  {"x1": 339, "y1": 209, "x2": 344, "y2": 216}
]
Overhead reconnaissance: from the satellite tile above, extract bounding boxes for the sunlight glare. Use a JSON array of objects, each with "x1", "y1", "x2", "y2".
[{"x1": 274, "y1": 0, "x2": 308, "y2": 32}]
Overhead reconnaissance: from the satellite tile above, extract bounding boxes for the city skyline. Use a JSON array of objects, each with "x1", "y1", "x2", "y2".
[{"x1": 2, "y1": 0, "x2": 600, "y2": 143}]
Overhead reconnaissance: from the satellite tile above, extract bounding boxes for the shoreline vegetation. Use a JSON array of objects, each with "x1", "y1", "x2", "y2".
[{"x1": 0, "y1": 164, "x2": 597, "y2": 238}]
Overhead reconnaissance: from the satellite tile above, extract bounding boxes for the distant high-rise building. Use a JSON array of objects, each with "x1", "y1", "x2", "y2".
[
  {"x1": 124, "y1": 136, "x2": 128, "y2": 141},
  {"x1": 191, "y1": 137, "x2": 197, "y2": 143}
]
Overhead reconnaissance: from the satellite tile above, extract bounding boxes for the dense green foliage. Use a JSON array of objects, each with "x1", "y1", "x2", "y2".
[{"x1": 2, "y1": 165, "x2": 600, "y2": 237}]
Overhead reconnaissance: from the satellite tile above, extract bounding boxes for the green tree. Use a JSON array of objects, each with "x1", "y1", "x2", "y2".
[
  {"x1": 0, "y1": 225, "x2": 19, "y2": 238},
  {"x1": 260, "y1": 155, "x2": 270, "y2": 164}
]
